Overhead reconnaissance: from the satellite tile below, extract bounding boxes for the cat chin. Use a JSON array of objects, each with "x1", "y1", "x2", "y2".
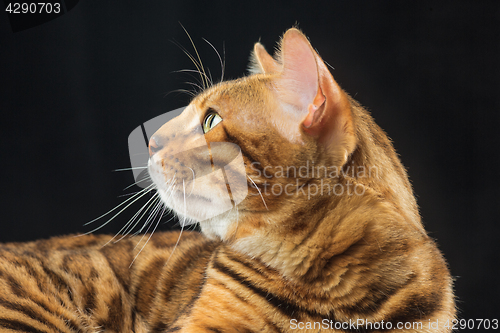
[{"x1": 154, "y1": 186, "x2": 232, "y2": 226}]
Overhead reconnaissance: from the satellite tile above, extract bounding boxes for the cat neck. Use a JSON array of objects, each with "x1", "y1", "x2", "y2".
[{"x1": 226, "y1": 185, "x2": 407, "y2": 285}]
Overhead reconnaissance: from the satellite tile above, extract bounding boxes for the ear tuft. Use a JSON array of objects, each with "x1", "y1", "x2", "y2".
[
  {"x1": 248, "y1": 45, "x2": 263, "y2": 75},
  {"x1": 248, "y1": 43, "x2": 280, "y2": 75}
]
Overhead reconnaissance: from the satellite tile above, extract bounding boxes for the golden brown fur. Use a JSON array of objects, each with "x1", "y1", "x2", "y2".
[{"x1": 0, "y1": 28, "x2": 455, "y2": 332}]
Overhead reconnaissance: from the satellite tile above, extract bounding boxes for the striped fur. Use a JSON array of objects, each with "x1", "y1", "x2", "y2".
[{"x1": 0, "y1": 28, "x2": 455, "y2": 332}]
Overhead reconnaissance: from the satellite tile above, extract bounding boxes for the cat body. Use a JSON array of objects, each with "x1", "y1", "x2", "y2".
[{"x1": 0, "y1": 28, "x2": 455, "y2": 332}]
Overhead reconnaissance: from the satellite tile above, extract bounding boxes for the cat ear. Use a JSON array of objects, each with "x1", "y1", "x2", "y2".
[
  {"x1": 276, "y1": 29, "x2": 356, "y2": 159},
  {"x1": 248, "y1": 43, "x2": 280, "y2": 74}
]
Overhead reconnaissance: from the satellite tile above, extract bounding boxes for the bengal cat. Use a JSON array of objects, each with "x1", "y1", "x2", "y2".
[{"x1": 0, "y1": 28, "x2": 455, "y2": 332}]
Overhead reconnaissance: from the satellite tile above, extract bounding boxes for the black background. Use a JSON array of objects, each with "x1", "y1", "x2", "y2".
[{"x1": 1, "y1": 0, "x2": 499, "y2": 324}]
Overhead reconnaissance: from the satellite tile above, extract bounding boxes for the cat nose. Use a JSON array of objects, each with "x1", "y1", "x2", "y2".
[{"x1": 148, "y1": 136, "x2": 163, "y2": 157}]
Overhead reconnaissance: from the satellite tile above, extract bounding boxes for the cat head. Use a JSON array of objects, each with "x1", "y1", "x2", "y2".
[{"x1": 148, "y1": 28, "x2": 419, "y2": 244}]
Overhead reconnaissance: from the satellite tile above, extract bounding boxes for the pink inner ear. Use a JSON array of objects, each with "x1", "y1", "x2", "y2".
[
  {"x1": 271, "y1": 28, "x2": 355, "y2": 152},
  {"x1": 278, "y1": 29, "x2": 319, "y2": 111}
]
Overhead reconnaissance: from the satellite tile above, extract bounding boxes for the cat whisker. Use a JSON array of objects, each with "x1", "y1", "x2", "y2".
[
  {"x1": 222, "y1": 41, "x2": 225, "y2": 81},
  {"x1": 169, "y1": 24, "x2": 225, "y2": 100},
  {"x1": 179, "y1": 23, "x2": 212, "y2": 89},
  {"x1": 81, "y1": 184, "x2": 156, "y2": 235},
  {"x1": 112, "y1": 166, "x2": 148, "y2": 172},
  {"x1": 162, "y1": 175, "x2": 177, "y2": 202},
  {"x1": 132, "y1": 195, "x2": 165, "y2": 248},
  {"x1": 171, "y1": 69, "x2": 206, "y2": 92},
  {"x1": 137, "y1": 195, "x2": 163, "y2": 233},
  {"x1": 170, "y1": 38, "x2": 198, "y2": 66},
  {"x1": 207, "y1": 67, "x2": 214, "y2": 87},
  {"x1": 119, "y1": 174, "x2": 153, "y2": 192},
  {"x1": 171, "y1": 37, "x2": 210, "y2": 90},
  {"x1": 182, "y1": 180, "x2": 187, "y2": 226},
  {"x1": 247, "y1": 175, "x2": 269, "y2": 210},
  {"x1": 117, "y1": 190, "x2": 147, "y2": 198},
  {"x1": 322, "y1": 58, "x2": 335, "y2": 71},
  {"x1": 172, "y1": 69, "x2": 211, "y2": 92},
  {"x1": 137, "y1": 179, "x2": 186, "y2": 269},
  {"x1": 151, "y1": 175, "x2": 177, "y2": 207},
  {"x1": 84, "y1": 183, "x2": 156, "y2": 225},
  {"x1": 174, "y1": 69, "x2": 208, "y2": 78},
  {"x1": 202, "y1": 38, "x2": 225, "y2": 82},
  {"x1": 181, "y1": 80, "x2": 205, "y2": 93},
  {"x1": 139, "y1": 199, "x2": 164, "y2": 236},
  {"x1": 182, "y1": 81, "x2": 205, "y2": 93},
  {"x1": 165, "y1": 89, "x2": 197, "y2": 98},
  {"x1": 161, "y1": 213, "x2": 185, "y2": 272},
  {"x1": 129, "y1": 203, "x2": 166, "y2": 267},
  {"x1": 109, "y1": 193, "x2": 161, "y2": 245},
  {"x1": 135, "y1": 179, "x2": 175, "y2": 234},
  {"x1": 186, "y1": 167, "x2": 196, "y2": 197}
]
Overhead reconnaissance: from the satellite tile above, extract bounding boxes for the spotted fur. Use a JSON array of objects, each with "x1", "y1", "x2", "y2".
[{"x1": 0, "y1": 28, "x2": 455, "y2": 332}]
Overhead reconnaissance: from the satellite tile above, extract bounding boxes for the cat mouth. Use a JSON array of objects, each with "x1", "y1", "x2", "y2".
[{"x1": 172, "y1": 190, "x2": 212, "y2": 204}]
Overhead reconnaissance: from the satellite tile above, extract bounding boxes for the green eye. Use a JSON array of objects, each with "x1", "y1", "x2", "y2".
[{"x1": 202, "y1": 111, "x2": 223, "y2": 133}]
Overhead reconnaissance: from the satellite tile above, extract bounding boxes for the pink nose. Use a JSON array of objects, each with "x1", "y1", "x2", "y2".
[{"x1": 148, "y1": 136, "x2": 162, "y2": 157}]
